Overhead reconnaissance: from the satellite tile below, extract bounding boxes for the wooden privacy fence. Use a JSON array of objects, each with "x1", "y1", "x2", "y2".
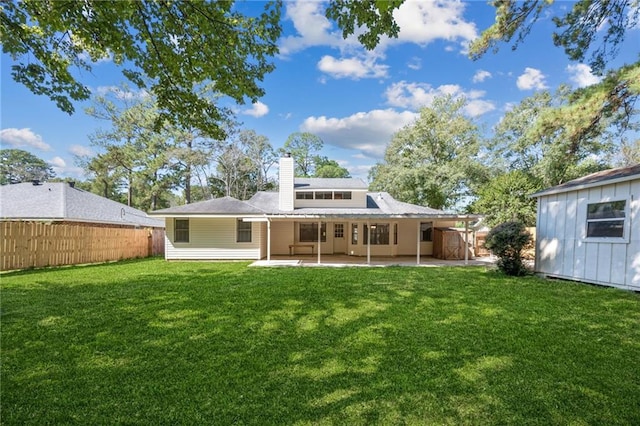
[{"x1": 1, "y1": 221, "x2": 165, "y2": 271}]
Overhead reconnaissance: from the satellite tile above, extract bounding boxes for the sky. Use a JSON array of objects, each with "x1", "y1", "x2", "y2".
[{"x1": 1, "y1": 0, "x2": 639, "y2": 182}]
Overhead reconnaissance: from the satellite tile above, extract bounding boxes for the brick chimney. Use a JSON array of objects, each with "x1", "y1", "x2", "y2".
[{"x1": 278, "y1": 153, "x2": 294, "y2": 211}]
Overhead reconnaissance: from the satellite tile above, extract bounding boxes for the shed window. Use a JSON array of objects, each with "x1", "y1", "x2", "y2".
[
  {"x1": 300, "y1": 223, "x2": 326, "y2": 242},
  {"x1": 175, "y1": 219, "x2": 189, "y2": 243},
  {"x1": 237, "y1": 219, "x2": 252, "y2": 243},
  {"x1": 296, "y1": 192, "x2": 313, "y2": 200},
  {"x1": 364, "y1": 224, "x2": 389, "y2": 245},
  {"x1": 586, "y1": 200, "x2": 626, "y2": 238}
]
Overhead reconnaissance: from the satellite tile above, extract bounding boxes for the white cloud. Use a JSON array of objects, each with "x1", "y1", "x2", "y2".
[
  {"x1": 566, "y1": 63, "x2": 602, "y2": 88},
  {"x1": 242, "y1": 101, "x2": 269, "y2": 118},
  {"x1": 301, "y1": 109, "x2": 418, "y2": 158},
  {"x1": 47, "y1": 156, "x2": 85, "y2": 177},
  {"x1": 388, "y1": 0, "x2": 478, "y2": 49},
  {"x1": 48, "y1": 156, "x2": 66, "y2": 168},
  {"x1": 317, "y1": 55, "x2": 389, "y2": 79},
  {"x1": 465, "y1": 99, "x2": 497, "y2": 117},
  {"x1": 279, "y1": 1, "x2": 353, "y2": 56},
  {"x1": 407, "y1": 57, "x2": 422, "y2": 70},
  {"x1": 69, "y1": 144, "x2": 94, "y2": 157},
  {"x1": 516, "y1": 67, "x2": 548, "y2": 90},
  {"x1": 384, "y1": 81, "x2": 495, "y2": 117},
  {"x1": 279, "y1": 0, "x2": 478, "y2": 57},
  {"x1": 472, "y1": 69, "x2": 492, "y2": 83},
  {"x1": 0, "y1": 128, "x2": 51, "y2": 151}
]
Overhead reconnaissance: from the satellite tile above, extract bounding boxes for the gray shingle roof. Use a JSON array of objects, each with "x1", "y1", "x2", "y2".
[
  {"x1": 294, "y1": 178, "x2": 368, "y2": 190},
  {"x1": 0, "y1": 182, "x2": 164, "y2": 227},
  {"x1": 149, "y1": 196, "x2": 266, "y2": 215},
  {"x1": 245, "y1": 191, "x2": 472, "y2": 219},
  {"x1": 149, "y1": 191, "x2": 479, "y2": 219},
  {"x1": 530, "y1": 164, "x2": 640, "y2": 197}
]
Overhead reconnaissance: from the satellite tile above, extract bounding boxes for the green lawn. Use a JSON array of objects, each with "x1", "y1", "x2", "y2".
[{"x1": 2, "y1": 259, "x2": 639, "y2": 425}]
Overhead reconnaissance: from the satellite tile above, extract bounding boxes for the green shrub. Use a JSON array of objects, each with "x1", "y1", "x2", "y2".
[{"x1": 485, "y1": 221, "x2": 532, "y2": 276}]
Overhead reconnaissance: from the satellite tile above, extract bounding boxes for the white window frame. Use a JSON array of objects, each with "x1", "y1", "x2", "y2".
[
  {"x1": 236, "y1": 219, "x2": 252, "y2": 243},
  {"x1": 174, "y1": 218, "x2": 190, "y2": 243},
  {"x1": 584, "y1": 198, "x2": 630, "y2": 243}
]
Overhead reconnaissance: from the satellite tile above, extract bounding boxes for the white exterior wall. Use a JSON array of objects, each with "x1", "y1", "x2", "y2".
[
  {"x1": 165, "y1": 218, "x2": 261, "y2": 260},
  {"x1": 270, "y1": 221, "x2": 295, "y2": 255},
  {"x1": 535, "y1": 178, "x2": 640, "y2": 291}
]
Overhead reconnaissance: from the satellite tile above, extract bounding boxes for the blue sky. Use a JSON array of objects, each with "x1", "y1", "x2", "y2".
[{"x1": 1, "y1": 0, "x2": 638, "y2": 181}]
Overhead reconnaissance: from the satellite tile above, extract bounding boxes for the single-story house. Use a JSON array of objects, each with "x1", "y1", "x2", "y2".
[
  {"x1": 530, "y1": 164, "x2": 640, "y2": 291},
  {"x1": 1, "y1": 181, "x2": 164, "y2": 228},
  {"x1": 0, "y1": 181, "x2": 165, "y2": 270},
  {"x1": 149, "y1": 155, "x2": 482, "y2": 264}
]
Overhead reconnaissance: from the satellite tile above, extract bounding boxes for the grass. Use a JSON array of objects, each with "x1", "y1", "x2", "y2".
[{"x1": 1, "y1": 258, "x2": 639, "y2": 425}]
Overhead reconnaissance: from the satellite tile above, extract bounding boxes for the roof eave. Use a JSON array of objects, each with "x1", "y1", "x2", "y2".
[
  {"x1": 529, "y1": 173, "x2": 640, "y2": 198},
  {"x1": 148, "y1": 213, "x2": 267, "y2": 218}
]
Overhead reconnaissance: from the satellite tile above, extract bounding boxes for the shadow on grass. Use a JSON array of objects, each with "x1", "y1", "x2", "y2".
[{"x1": 2, "y1": 262, "x2": 639, "y2": 424}]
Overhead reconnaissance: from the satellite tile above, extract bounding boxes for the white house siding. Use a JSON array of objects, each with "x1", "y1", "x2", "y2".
[
  {"x1": 535, "y1": 178, "x2": 639, "y2": 291},
  {"x1": 165, "y1": 218, "x2": 261, "y2": 260}
]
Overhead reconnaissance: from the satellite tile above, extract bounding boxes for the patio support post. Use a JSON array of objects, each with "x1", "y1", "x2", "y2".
[
  {"x1": 267, "y1": 219, "x2": 271, "y2": 262},
  {"x1": 367, "y1": 221, "x2": 371, "y2": 265},
  {"x1": 416, "y1": 221, "x2": 421, "y2": 265},
  {"x1": 464, "y1": 219, "x2": 469, "y2": 265},
  {"x1": 317, "y1": 220, "x2": 321, "y2": 264}
]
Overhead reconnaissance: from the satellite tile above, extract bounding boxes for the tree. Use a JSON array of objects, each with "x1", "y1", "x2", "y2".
[
  {"x1": 77, "y1": 150, "x2": 127, "y2": 203},
  {"x1": 468, "y1": 0, "x2": 638, "y2": 75},
  {"x1": 281, "y1": 132, "x2": 324, "y2": 177},
  {"x1": 1, "y1": 1, "x2": 281, "y2": 139},
  {"x1": 240, "y1": 130, "x2": 277, "y2": 192},
  {"x1": 470, "y1": 171, "x2": 541, "y2": 228},
  {"x1": 484, "y1": 221, "x2": 532, "y2": 276},
  {"x1": 618, "y1": 138, "x2": 640, "y2": 166},
  {"x1": 469, "y1": 1, "x2": 640, "y2": 165},
  {"x1": 85, "y1": 90, "x2": 176, "y2": 210},
  {"x1": 0, "y1": 149, "x2": 55, "y2": 184},
  {"x1": 328, "y1": 0, "x2": 639, "y2": 161},
  {"x1": 314, "y1": 157, "x2": 350, "y2": 178},
  {"x1": 489, "y1": 87, "x2": 616, "y2": 187},
  {"x1": 328, "y1": 0, "x2": 637, "y2": 76},
  {"x1": 369, "y1": 96, "x2": 483, "y2": 210}
]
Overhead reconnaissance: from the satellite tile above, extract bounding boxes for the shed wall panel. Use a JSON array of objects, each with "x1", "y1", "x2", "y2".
[{"x1": 535, "y1": 175, "x2": 640, "y2": 290}]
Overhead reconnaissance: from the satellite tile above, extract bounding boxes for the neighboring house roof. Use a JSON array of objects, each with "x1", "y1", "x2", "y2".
[
  {"x1": 294, "y1": 178, "x2": 368, "y2": 190},
  {"x1": 531, "y1": 164, "x2": 640, "y2": 198},
  {"x1": 0, "y1": 182, "x2": 164, "y2": 228},
  {"x1": 149, "y1": 191, "x2": 479, "y2": 219}
]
